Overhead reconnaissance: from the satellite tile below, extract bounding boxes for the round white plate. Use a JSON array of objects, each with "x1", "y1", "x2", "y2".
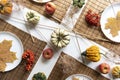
[
  {"x1": 66, "y1": 74, "x2": 93, "y2": 80},
  {"x1": 100, "y1": 2, "x2": 120, "y2": 43},
  {"x1": 0, "y1": 31, "x2": 23, "y2": 72},
  {"x1": 32, "y1": 0, "x2": 51, "y2": 3}
]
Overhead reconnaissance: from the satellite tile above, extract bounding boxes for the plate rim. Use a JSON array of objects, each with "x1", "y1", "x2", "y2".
[
  {"x1": 100, "y1": 2, "x2": 120, "y2": 43},
  {"x1": 65, "y1": 74, "x2": 93, "y2": 80},
  {"x1": 32, "y1": 0, "x2": 51, "y2": 3},
  {"x1": 0, "y1": 31, "x2": 24, "y2": 72}
]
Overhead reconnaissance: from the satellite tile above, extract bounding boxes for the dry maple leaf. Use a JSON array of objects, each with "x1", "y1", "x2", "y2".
[
  {"x1": 0, "y1": 40, "x2": 17, "y2": 72},
  {"x1": 105, "y1": 11, "x2": 120, "y2": 37},
  {"x1": 0, "y1": 60, "x2": 6, "y2": 72}
]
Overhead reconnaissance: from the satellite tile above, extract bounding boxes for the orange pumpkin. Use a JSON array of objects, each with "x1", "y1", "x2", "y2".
[{"x1": 0, "y1": 0, "x2": 13, "y2": 14}]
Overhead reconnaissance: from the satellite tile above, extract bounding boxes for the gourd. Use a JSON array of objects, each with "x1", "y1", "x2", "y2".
[
  {"x1": 0, "y1": 0, "x2": 13, "y2": 14},
  {"x1": 73, "y1": 0, "x2": 85, "y2": 8},
  {"x1": 82, "y1": 45, "x2": 101, "y2": 62},
  {"x1": 26, "y1": 10, "x2": 40, "y2": 24},
  {"x1": 112, "y1": 66, "x2": 120, "y2": 78},
  {"x1": 51, "y1": 28, "x2": 70, "y2": 48},
  {"x1": 32, "y1": 72, "x2": 46, "y2": 80}
]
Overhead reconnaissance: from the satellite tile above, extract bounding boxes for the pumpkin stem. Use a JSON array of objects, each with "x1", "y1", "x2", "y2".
[
  {"x1": 57, "y1": 36, "x2": 62, "y2": 41},
  {"x1": 28, "y1": 12, "x2": 35, "y2": 18},
  {"x1": 81, "y1": 51, "x2": 86, "y2": 56}
]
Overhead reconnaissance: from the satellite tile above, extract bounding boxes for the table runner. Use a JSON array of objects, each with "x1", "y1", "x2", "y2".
[
  {"x1": 73, "y1": 0, "x2": 120, "y2": 55},
  {"x1": 16, "y1": 0, "x2": 72, "y2": 23},
  {"x1": 0, "y1": 19, "x2": 47, "y2": 80},
  {"x1": 48, "y1": 52, "x2": 109, "y2": 80}
]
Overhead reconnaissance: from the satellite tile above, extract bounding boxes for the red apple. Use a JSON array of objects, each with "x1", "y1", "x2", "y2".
[
  {"x1": 45, "y1": 2, "x2": 56, "y2": 15},
  {"x1": 98, "y1": 63, "x2": 110, "y2": 74},
  {"x1": 42, "y1": 48, "x2": 53, "y2": 59}
]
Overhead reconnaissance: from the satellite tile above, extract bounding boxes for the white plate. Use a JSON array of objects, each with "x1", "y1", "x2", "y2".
[
  {"x1": 0, "y1": 31, "x2": 23, "y2": 72},
  {"x1": 32, "y1": 0, "x2": 51, "y2": 3},
  {"x1": 100, "y1": 2, "x2": 120, "y2": 43},
  {"x1": 66, "y1": 74, "x2": 93, "y2": 80}
]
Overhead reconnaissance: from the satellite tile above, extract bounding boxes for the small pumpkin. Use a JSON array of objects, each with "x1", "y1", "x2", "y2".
[
  {"x1": 82, "y1": 45, "x2": 101, "y2": 62},
  {"x1": 51, "y1": 28, "x2": 70, "y2": 48},
  {"x1": 73, "y1": 0, "x2": 85, "y2": 8},
  {"x1": 112, "y1": 66, "x2": 120, "y2": 78},
  {"x1": 0, "y1": 0, "x2": 13, "y2": 14},
  {"x1": 26, "y1": 10, "x2": 40, "y2": 24},
  {"x1": 32, "y1": 72, "x2": 46, "y2": 80}
]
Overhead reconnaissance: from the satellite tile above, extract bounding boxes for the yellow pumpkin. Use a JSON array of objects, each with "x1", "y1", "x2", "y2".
[
  {"x1": 0, "y1": 0, "x2": 13, "y2": 14},
  {"x1": 112, "y1": 66, "x2": 120, "y2": 78},
  {"x1": 82, "y1": 45, "x2": 101, "y2": 62}
]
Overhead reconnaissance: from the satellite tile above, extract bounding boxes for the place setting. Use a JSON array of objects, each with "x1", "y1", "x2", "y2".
[
  {"x1": 0, "y1": 31, "x2": 23, "y2": 72},
  {"x1": 0, "y1": 17, "x2": 47, "y2": 80}
]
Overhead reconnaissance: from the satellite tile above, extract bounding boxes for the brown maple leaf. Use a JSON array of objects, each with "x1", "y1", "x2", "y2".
[
  {"x1": 0, "y1": 40, "x2": 17, "y2": 72},
  {"x1": 105, "y1": 11, "x2": 120, "y2": 37}
]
